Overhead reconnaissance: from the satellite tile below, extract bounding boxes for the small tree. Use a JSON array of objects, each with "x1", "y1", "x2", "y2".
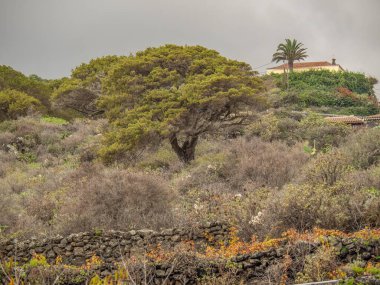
[
  {"x1": 0, "y1": 65, "x2": 51, "y2": 110},
  {"x1": 0, "y1": 89, "x2": 42, "y2": 121},
  {"x1": 272, "y1": 39, "x2": 308, "y2": 72},
  {"x1": 99, "y1": 45, "x2": 266, "y2": 164}
]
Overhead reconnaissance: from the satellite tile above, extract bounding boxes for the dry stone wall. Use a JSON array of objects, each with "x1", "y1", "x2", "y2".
[
  {"x1": 0, "y1": 222, "x2": 229, "y2": 266},
  {"x1": 1, "y1": 225, "x2": 379, "y2": 284}
]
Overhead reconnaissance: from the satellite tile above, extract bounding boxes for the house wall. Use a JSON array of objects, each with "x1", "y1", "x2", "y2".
[{"x1": 266, "y1": 65, "x2": 343, "y2": 74}]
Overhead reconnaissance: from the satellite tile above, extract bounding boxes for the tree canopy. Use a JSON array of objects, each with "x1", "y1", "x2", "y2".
[
  {"x1": 98, "y1": 45, "x2": 266, "y2": 163},
  {"x1": 52, "y1": 56, "x2": 126, "y2": 117},
  {"x1": 272, "y1": 39, "x2": 308, "y2": 72}
]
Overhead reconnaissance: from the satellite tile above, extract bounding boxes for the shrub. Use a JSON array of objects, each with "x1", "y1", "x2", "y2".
[
  {"x1": 54, "y1": 165, "x2": 176, "y2": 234},
  {"x1": 223, "y1": 138, "x2": 308, "y2": 190},
  {"x1": 0, "y1": 65, "x2": 52, "y2": 110},
  {"x1": 270, "y1": 70, "x2": 379, "y2": 113},
  {"x1": 297, "y1": 113, "x2": 352, "y2": 151},
  {"x1": 286, "y1": 70, "x2": 376, "y2": 95},
  {"x1": 302, "y1": 149, "x2": 350, "y2": 186},
  {"x1": 0, "y1": 89, "x2": 42, "y2": 121},
  {"x1": 295, "y1": 246, "x2": 338, "y2": 283},
  {"x1": 247, "y1": 112, "x2": 301, "y2": 145},
  {"x1": 261, "y1": 181, "x2": 380, "y2": 236},
  {"x1": 342, "y1": 128, "x2": 380, "y2": 169}
]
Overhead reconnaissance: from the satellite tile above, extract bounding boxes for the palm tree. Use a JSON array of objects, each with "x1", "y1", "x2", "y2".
[{"x1": 272, "y1": 39, "x2": 308, "y2": 72}]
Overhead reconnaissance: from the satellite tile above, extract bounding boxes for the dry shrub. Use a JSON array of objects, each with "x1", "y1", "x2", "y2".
[
  {"x1": 297, "y1": 114, "x2": 352, "y2": 151},
  {"x1": 137, "y1": 141, "x2": 183, "y2": 175},
  {"x1": 302, "y1": 148, "x2": 350, "y2": 186},
  {"x1": 62, "y1": 119, "x2": 107, "y2": 152},
  {"x1": 295, "y1": 246, "x2": 338, "y2": 283},
  {"x1": 0, "y1": 165, "x2": 73, "y2": 238},
  {"x1": 0, "y1": 131, "x2": 15, "y2": 149},
  {"x1": 247, "y1": 112, "x2": 301, "y2": 145},
  {"x1": 345, "y1": 166, "x2": 380, "y2": 190},
  {"x1": 54, "y1": 164, "x2": 176, "y2": 234},
  {"x1": 342, "y1": 128, "x2": 380, "y2": 169},
  {"x1": 0, "y1": 116, "x2": 107, "y2": 165},
  {"x1": 0, "y1": 151, "x2": 16, "y2": 178},
  {"x1": 224, "y1": 138, "x2": 308, "y2": 190},
  {"x1": 0, "y1": 185, "x2": 22, "y2": 237},
  {"x1": 173, "y1": 137, "x2": 308, "y2": 238},
  {"x1": 341, "y1": 167, "x2": 380, "y2": 228},
  {"x1": 260, "y1": 181, "x2": 380, "y2": 237}
]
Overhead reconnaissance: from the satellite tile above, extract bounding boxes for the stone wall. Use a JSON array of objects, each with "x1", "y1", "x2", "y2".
[
  {"x1": 1, "y1": 226, "x2": 379, "y2": 284},
  {"x1": 0, "y1": 222, "x2": 229, "y2": 266},
  {"x1": 143, "y1": 237, "x2": 380, "y2": 284}
]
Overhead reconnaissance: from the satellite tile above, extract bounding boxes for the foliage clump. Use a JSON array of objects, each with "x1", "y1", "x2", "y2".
[
  {"x1": 0, "y1": 65, "x2": 52, "y2": 111},
  {"x1": 0, "y1": 89, "x2": 42, "y2": 121},
  {"x1": 272, "y1": 70, "x2": 379, "y2": 115}
]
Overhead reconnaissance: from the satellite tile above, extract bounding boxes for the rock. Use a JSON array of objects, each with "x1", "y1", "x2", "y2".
[
  {"x1": 361, "y1": 251, "x2": 372, "y2": 260},
  {"x1": 47, "y1": 250, "x2": 56, "y2": 258},
  {"x1": 53, "y1": 246, "x2": 62, "y2": 255},
  {"x1": 209, "y1": 226, "x2": 222, "y2": 232},
  {"x1": 161, "y1": 229, "x2": 174, "y2": 236},
  {"x1": 250, "y1": 252, "x2": 264, "y2": 259},
  {"x1": 73, "y1": 247, "x2": 84, "y2": 256},
  {"x1": 276, "y1": 247, "x2": 286, "y2": 257},
  {"x1": 242, "y1": 261, "x2": 254, "y2": 269},
  {"x1": 155, "y1": 269, "x2": 167, "y2": 277},
  {"x1": 131, "y1": 235, "x2": 141, "y2": 241},
  {"x1": 138, "y1": 229, "x2": 155, "y2": 236},
  {"x1": 234, "y1": 254, "x2": 249, "y2": 262},
  {"x1": 109, "y1": 239, "x2": 119, "y2": 248},
  {"x1": 120, "y1": 239, "x2": 131, "y2": 246},
  {"x1": 34, "y1": 247, "x2": 44, "y2": 253},
  {"x1": 248, "y1": 258, "x2": 261, "y2": 266},
  {"x1": 5, "y1": 245, "x2": 13, "y2": 251},
  {"x1": 171, "y1": 235, "x2": 181, "y2": 242}
]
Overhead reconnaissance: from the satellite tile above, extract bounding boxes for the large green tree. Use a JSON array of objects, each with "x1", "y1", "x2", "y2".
[
  {"x1": 99, "y1": 45, "x2": 266, "y2": 164},
  {"x1": 52, "y1": 56, "x2": 126, "y2": 117},
  {"x1": 272, "y1": 39, "x2": 308, "y2": 72}
]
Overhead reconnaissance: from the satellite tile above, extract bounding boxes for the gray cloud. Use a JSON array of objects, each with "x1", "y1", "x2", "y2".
[{"x1": 0, "y1": 0, "x2": 379, "y2": 95}]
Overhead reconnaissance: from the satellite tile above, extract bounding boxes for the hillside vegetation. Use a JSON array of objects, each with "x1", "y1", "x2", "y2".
[
  {"x1": 269, "y1": 70, "x2": 378, "y2": 115},
  {"x1": 0, "y1": 45, "x2": 379, "y2": 284}
]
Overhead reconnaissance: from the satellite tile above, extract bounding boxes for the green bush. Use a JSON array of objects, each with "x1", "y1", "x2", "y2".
[
  {"x1": 287, "y1": 70, "x2": 375, "y2": 95},
  {"x1": 271, "y1": 70, "x2": 379, "y2": 114},
  {"x1": 0, "y1": 65, "x2": 52, "y2": 109},
  {"x1": 0, "y1": 89, "x2": 42, "y2": 121}
]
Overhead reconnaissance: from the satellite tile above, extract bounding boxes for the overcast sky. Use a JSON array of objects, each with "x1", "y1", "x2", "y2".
[{"x1": 0, "y1": 0, "x2": 379, "y2": 94}]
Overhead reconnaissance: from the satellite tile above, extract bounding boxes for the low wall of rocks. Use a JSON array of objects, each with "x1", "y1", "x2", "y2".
[
  {"x1": 0, "y1": 222, "x2": 229, "y2": 266},
  {"x1": 1, "y1": 226, "x2": 379, "y2": 284},
  {"x1": 71, "y1": 236, "x2": 378, "y2": 284}
]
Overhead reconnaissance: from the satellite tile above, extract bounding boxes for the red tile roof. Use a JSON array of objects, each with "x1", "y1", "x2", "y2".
[
  {"x1": 325, "y1": 116, "x2": 364, "y2": 125},
  {"x1": 364, "y1": 114, "x2": 380, "y2": 121},
  {"x1": 268, "y1": 61, "x2": 336, "y2": 70}
]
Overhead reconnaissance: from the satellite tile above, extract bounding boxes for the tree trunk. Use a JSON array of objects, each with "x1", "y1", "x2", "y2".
[
  {"x1": 169, "y1": 134, "x2": 198, "y2": 164},
  {"x1": 288, "y1": 60, "x2": 294, "y2": 72}
]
